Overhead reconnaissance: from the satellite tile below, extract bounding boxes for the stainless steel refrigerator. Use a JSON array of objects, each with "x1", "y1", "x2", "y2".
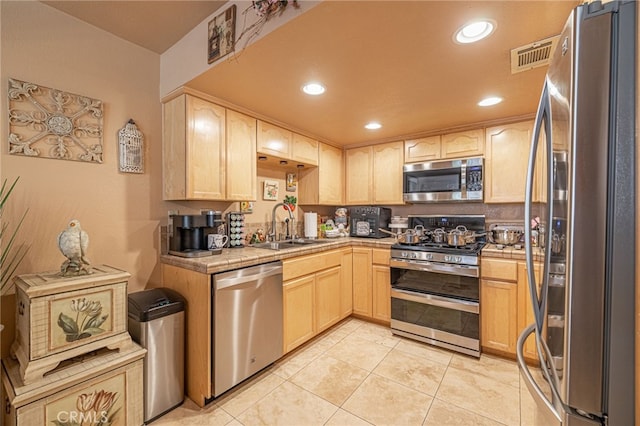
[{"x1": 518, "y1": 1, "x2": 636, "y2": 425}]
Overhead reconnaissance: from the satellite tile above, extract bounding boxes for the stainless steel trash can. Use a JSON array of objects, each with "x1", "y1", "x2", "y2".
[{"x1": 128, "y1": 288, "x2": 185, "y2": 424}]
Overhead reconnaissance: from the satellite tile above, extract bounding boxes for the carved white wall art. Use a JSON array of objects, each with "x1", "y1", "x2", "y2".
[
  {"x1": 118, "y1": 119, "x2": 144, "y2": 173},
  {"x1": 8, "y1": 78, "x2": 103, "y2": 163}
]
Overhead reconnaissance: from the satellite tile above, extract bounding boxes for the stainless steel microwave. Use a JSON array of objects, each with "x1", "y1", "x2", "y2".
[{"x1": 403, "y1": 157, "x2": 483, "y2": 203}]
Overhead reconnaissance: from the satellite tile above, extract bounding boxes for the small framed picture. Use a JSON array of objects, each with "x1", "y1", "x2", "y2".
[
  {"x1": 240, "y1": 201, "x2": 254, "y2": 213},
  {"x1": 208, "y1": 5, "x2": 236, "y2": 64},
  {"x1": 263, "y1": 180, "x2": 279, "y2": 200},
  {"x1": 286, "y1": 173, "x2": 297, "y2": 191}
]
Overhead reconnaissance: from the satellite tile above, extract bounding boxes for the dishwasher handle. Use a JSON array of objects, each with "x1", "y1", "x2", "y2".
[{"x1": 215, "y1": 262, "x2": 283, "y2": 290}]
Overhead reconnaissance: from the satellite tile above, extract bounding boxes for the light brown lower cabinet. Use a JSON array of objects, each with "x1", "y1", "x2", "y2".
[
  {"x1": 352, "y1": 247, "x2": 391, "y2": 323},
  {"x1": 315, "y1": 266, "x2": 342, "y2": 333},
  {"x1": 481, "y1": 278, "x2": 518, "y2": 354},
  {"x1": 481, "y1": 257, "x2": 542, "y2": 361},
  {"x1": 283, "y1": 275, "x2": 315, "y2": 353},
  {"x1": 282, "y1": 248, "x2": 352, "y2": 354}
]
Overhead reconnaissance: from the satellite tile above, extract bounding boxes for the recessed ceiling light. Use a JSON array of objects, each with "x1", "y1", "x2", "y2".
[
  {"x1": 302, "y1": 82, "x2": 325, "y2": 95},
  {"x1": 478, "y1": 96, "x2": 503, "y2": 107},
  {"x1": 455, "y1": 20, "x2": 496, "y2": 44},
  {"x1": 364, "y1": 122, "x2": 382, "y2": 130}
]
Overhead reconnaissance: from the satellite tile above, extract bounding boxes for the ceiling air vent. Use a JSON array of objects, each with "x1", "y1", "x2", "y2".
[{"x1": 511, "y1": 35, "x2": 560, "y2": 74}]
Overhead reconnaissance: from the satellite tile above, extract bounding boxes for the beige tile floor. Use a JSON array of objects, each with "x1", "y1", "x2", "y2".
[{"x1": 153, "y1": 318, "x2": 542, "y2": 426}]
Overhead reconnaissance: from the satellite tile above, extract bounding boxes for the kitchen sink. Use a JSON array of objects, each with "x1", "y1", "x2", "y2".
[{"x1": 251, "y1": 238, "x2": 332, "y2": 250}]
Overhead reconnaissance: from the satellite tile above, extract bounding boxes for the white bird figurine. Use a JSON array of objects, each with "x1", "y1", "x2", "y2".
[{"x1": 58, "y1": 219, "x2": 93, "y2": 276}]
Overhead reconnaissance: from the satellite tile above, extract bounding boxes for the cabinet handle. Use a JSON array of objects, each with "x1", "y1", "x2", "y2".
[
  {"x1": 5, "y1": 396, "x2": 11, "y2": 414},
  {"x1": 18, "y1": 301, "x2": 24, "y2": 316}
]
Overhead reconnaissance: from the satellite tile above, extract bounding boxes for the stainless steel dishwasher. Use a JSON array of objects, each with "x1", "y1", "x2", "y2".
[{"x1": 212, "y1": 261, "x2": 283, "y2": 397}]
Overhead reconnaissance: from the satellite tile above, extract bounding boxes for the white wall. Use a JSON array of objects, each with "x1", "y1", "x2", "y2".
[{"x1": 160, "y1": 0, "x2": 320, "y2": 97}]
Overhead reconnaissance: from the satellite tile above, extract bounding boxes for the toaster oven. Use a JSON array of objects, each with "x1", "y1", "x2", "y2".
[{"x1": 349, "y1": 206, "x2": 392, "y2": 238}]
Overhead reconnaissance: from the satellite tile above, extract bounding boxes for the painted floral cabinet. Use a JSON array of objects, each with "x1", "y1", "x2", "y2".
[
  {"x1": 2, "y1": 344, "x2": 145, "y2": 426},
  {"x1": 10, "y1": 265, "x2": 132, "y2": 384}
]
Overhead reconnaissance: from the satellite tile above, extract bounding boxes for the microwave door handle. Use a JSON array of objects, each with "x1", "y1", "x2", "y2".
[{"x1": 525, "y1": 81, "x2": 553, "y2": 332}]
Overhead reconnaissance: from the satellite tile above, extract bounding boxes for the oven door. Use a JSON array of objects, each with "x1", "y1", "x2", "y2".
[{"x1": 390, "y1": 258, "x2": 480, "y2": 357}]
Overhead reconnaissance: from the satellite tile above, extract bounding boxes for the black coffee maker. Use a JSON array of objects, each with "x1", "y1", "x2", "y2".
[{"x1": 168, "y1": 211, "x2": 224, "y2": 257}]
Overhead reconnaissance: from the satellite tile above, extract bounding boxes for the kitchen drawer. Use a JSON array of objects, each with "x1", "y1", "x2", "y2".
[
  {"x1": 283, "y1": 249, "x2": 342, "y2": 281},
  {"x1": 371, "y1": 248, "x2": 390, "y2": 266},
  {"x1": 481, "y1": 258, "x2": 517, "y2": 282},
  {"x1": 10, "y1": 265, "x2": 132, "y2": 384},
  {"x1": 2, "y1": 344, "x2": 145, "y2": 426}
]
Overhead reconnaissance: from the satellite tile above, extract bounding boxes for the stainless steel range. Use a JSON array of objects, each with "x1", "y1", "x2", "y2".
[{"x1": 390, "y1": 215, "x2": 485, "y2": 357}]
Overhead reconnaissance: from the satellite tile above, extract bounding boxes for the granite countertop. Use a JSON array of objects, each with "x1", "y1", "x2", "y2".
[
  {"x1": 160, "y1": 237, "x2": 397, "y2": 275},
  {"x1": 482, "y1": 243, "x2": 545, "y2": 262}
]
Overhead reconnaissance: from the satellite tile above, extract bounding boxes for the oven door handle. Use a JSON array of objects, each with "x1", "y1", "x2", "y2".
[
  {"x1": 389, "y1": 258, "x2": 479, "y2": 278},
  {"x1": 391, "y1": 288, "x2": 479, "y2": 314}
]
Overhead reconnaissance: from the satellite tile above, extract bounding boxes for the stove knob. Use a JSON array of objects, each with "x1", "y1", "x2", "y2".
[
  {"x1": 401, "y1": 252, "x2": 408, "y2": 258},
  {"x1": 425, "y1": 253, "x2": 433, "y2": 260},
  {"x1": 410, "y1": 252, "x2": 417, "y2": 259}
]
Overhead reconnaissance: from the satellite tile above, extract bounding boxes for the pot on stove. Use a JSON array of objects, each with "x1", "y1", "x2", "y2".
[
  {"x1": 446, "y1": 226, "x2": 468, "y2": 247},
  {"x1": 432, "y1": 228, "x2": 446, "y2": 244}
]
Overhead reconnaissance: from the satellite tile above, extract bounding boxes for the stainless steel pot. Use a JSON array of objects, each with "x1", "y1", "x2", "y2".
[
  {"x1": 413, "y1": 225, "x2": 426, "y2": 237},
  {"x1": 379, "y1": 228, "x2": 421, "y2": 244},
  {"x1": 432, "y1": 228, "x2": 446, "y2": 243},
  {"x1": 489, "y1": 228, "x2": 523, "y2": 246},
  {"x1": 447, "y1": 226, "x2": 468, "y2": 247}
]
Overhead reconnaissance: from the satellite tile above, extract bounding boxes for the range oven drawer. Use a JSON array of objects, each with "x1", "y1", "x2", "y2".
[{"x1": 391, "y1": 289, "x2": 480, "y2": 357}]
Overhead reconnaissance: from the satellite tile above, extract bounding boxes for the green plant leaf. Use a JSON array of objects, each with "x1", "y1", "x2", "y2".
[
  {"x1": 83, "y1": 327, "x2": 105, "y2": 335},
  {"x1": 57, "y1": 312, "x2": 78, "y2": 334}
]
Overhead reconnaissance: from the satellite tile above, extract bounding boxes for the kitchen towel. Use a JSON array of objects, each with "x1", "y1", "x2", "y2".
[{"x1": 304, "y1": 212, "x2": 318, "y2": 238}]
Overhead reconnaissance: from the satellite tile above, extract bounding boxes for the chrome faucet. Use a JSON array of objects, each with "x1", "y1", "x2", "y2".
[{"x1": 269, "y1": 203, "x2": 295, "y2": 241}]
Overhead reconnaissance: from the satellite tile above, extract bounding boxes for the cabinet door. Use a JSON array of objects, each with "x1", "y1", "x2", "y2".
[
  {"x1": 480, "y1": 279, "x2": 518, "y2": 354},
  {"x1": 372, "y1": 141, "x2": 404, "y2": 205},
  {"x1": 318, "y1": 143, "x2": 344, "y2": 205},
  {"x1": 484, "y1": 121, "x2": 534, "y2": 203},
  {"x1": 351, "y1": 247, "x2": 372, "y2": 317},
  {"x1": 291, "y1": 133, "x2": 319, "y2": 166},
  {"x1": 345, "y1": 147, "x2": 373, "y2": 205},
  {"x1": 404, "y1": 136, "x2": 441, "y2": 163},
  {"x1": 372, "y1": 264, "x2": 390, "y2": 322},
  {"x1": 315, "y1": 266, "x2": 342, "y2": 333},
  {"x1": 340, "y1": 248, "x2": 353, "y2": 319},
  {"x1": 283, "y1": 275, "x2": 315, "y2": 353},
  {"x1": 441, "y1": 129, "x2": 484, "y2": 158},
  {"x1": 299, "y1": 143, "x2": 344, "y2": 205},
  {"x1": 162, "y1": 95, "x2": 188, "y2": 200},
  {"x1": 185, "y1": 96, "x2": 226, "y2": 199},
  {"x1": 226, "y1": 110, "x2": 257, "y2": 200},
  {"x1": 257, "y1": 120, "x2": 292, "y2": 158},
  {"x1": 517, "y1": 262, "x2": 543, "y2": 361}
]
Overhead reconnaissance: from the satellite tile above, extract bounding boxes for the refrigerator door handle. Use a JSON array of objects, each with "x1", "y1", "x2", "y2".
[
  {"x1": 517, "y1": 324, "x2": 562, "y2": 425},
  {"x1": 524, "y1": 80, "x2": 553, "y2": 331}
]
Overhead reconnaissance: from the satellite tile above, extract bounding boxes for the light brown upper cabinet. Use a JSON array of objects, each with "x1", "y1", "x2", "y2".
[
  {"x1": 163, "y1": 94, "x2": 226, "y2": 200},
  {"x1": 162, "y1": 94, "x2": 256, "y2": 201},
  {"x1": 345, "y1": 141, "x2": 404, "y2": 205},
  {"x1": 404, "y1": 129, "x2": 484, "y2": 163},
  {"x1": 291, "y1": 133, "x2": 319, "y2": 166},
  {"x1": 226, "y1": 110, "x2": 257, "y2": 201},
  {"x1": 484, "y1": 121, "x2": 535, "y2": 203},
  {"x1": 257, "y1": 120, "x2": 318, "y2": 167},
  {"x1": 298, "y1": 142, "x2": 344, "y2": 205},
  {"x1": 404, "y1": 135, "x2": 441, "y2": 163},
  {"x1": 441, "y1": 129, "x2": 485, "y2": 158}
]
